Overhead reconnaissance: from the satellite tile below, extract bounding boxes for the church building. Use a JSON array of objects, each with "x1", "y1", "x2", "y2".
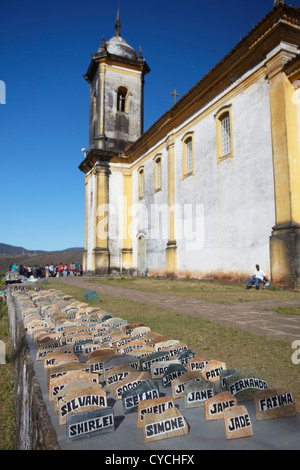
[{"x1": 79, "y1": 1, "x2": 300, "y2": 288}]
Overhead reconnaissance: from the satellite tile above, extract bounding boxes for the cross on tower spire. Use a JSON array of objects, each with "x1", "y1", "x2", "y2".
[
  {"x1": 115, "y1": 8, "x2": 121, "y2": 37},
  {"x1": 273, "y1": 0, "x2": 285, "y2": 6}
]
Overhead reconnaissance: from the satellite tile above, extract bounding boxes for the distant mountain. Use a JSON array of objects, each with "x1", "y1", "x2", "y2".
[{"x1": 0, "y1": 243, "x2": 84, "y2": 255}]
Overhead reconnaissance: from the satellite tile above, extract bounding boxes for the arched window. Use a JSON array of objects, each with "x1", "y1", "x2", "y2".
[
  {"x1": 182, "y1": 132, "x2": 194, "y2": 177},
  {"x1": 154, "y1": 155, "x2": 162, "y2": 191},
  {"x1": 138, "y1": 167, "x2": 145, "y2": 199},
  {"x1": 215, "y1": 105, "x2": 234, "y2": 163},
  {"x1": 117, "y1": 86, "x2": 128, "y2": 112}
]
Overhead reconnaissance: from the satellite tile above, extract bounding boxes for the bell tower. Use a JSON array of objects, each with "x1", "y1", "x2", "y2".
[
  {"x1": 79, "y1": 11, "x2": 150, "y2": 275},
  {"x1": 83, "y1": 10, "x2": 150, "y2": 154}
]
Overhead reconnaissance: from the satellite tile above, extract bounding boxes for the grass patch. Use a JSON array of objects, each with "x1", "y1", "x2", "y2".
[
  {"x1": 87, "y1": 277, "x2": 300, "y2": 303},
  {"x1": 44, "y1": 280, "x2": 300, "y2": 411},
  {"x1": 265, "y1": 307, "x2": 300, "y2": 316},
  {"x1": 0, "y1": 280, "x2": 16, "y2": 450}
]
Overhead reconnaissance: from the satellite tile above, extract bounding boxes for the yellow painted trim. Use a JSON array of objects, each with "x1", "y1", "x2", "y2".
[
  {"x1": 269, "y1": 71, "x2": 300, "y2": 224},
  {"x1": 105, "y1": 64, "x2": 141, "y2": 78},
  {"x1": 94, "y1": 165, "x2": 110, "y2": 249},
  {"x1": 166, "y1": 132, "x2": 176, "y2": 245}
]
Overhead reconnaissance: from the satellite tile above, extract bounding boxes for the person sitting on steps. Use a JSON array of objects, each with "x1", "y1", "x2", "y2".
[{"x1": 246, "y1": 264, "x2": 269, "y2": 290}]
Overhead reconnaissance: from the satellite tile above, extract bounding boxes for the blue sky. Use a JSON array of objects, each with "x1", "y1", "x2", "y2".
[{"x1": 1, "y1": 0, "x2": 299, "y2": 251}]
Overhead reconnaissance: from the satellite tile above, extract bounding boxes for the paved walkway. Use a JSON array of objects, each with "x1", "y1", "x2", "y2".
[{"x1": 55, "y1": 276, "x2": 300, "y2": 343}]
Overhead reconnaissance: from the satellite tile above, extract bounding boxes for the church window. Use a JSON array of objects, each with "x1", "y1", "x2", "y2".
[
  {"x1": 138, "y1": 167, "x2": 145, "y2": 199},
  {"x1": 182, "y1": 132, "x2": 194, "y2": 178},
  {"x1": 117, "y1": 86, "x2": 128, "y2": 112},
  {"x1": 154, "y1": 155, "x2": 162, "y2": 191},
  {"x1": 215, "y1": 105, "x2": 234, "y2": 164},
  {"x1": 221, "y1": 113, "x2": 231, "y2": 157}
]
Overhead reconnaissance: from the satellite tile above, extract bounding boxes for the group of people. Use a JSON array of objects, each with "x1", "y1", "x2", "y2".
[
  {"x1": 9, "y1": 262, "x2": 83, "y2": 279},
  {"x1": 46, "y1": 262, "x2": 83, "y2": 277}
]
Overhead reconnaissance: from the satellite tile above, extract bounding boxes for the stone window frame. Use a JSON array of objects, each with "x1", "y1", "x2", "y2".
[
  {"x1": 182, "y1": 131, "x2": 194, "y2": 179},
  {"x1": 215, "y1": 104, "x2": 234, "y2": 164},
  {"x1": 153, "y1": 154, "x2": 162, "y2": 192},
  {"x1": 138, "y1": 166, "x2": 145, "y2": 200},
  {"x1": 117, "y1": 86, "x2": 129, "y2": 113}
]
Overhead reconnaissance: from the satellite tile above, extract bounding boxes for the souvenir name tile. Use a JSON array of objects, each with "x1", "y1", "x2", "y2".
[
  {"x1": 102, "y1": 354, "x2": 140, "y2": 377},
  {"x1": 254, "y1": 388, "x2": 296, "y2": 420},
  {"x1": 87, "y1": 347, "x2": 112, "y2": 361},
  {"x1": 140, "y1": 350, "x2": 171, "y2": 371},
  {"x1": 204, "y1": 391, "x2": 237, "y2": 421},
  {"x1": 225, "y1": 370, "x2": 268, "y2": 402},
  {"x1": 162, "y1": 363, "x2": 187, "y2": 387},
  {"x1": 128, "y1": 347, "x2": 155, "y2": 359},
  {"x1": 142, "y1": 333, "x2": 168, "y2": 346},
  {"x1": 73, "y1": 338, "x2": 94, "y2": 354},
  {"x1": 130, "y1": 326, "x2": 151, "y2": 341},
  {"x1": 87, "y1": 352, "x2": 116, "y2": 375},
  {"x1": 155, "y1": 339, "x2": 180, "y2": 351},
  {"x1": 184, "y1": 380, "x2": 215, "y2": 408},
  {"x1": 55, "y1": 378, "x2": 103, "y2": 412},
  {"x1": 36, "y1": 344, "x2": 74, "y2": 361},
  {"x1": 43, "y1": 350, "x2": 74, "y2": 369},
  {"x1": 143, "y1": 406, "x2": 188, "y2": 443},
  {"x1": 67, "y1": 407, "x2": 114, "y2": 442},
  {"x1": 113, "y1": 371, "x2": 151, "y2": 400},
  {"x1": 54, "y1": 353, "x2": 79, "y2": 368},
  {"x1": 150, "y1": 360, "x2": 181, "y2": 379},
  {"x1": 83, "y1": 343, "x2": 101, "y2": 357},
  {"x1": 177, "y1": 349, "x2": 196, "y2": 366},
  {"x1": 59, "y1": 386, "x2": 107, "y2": 425},
  {"x1": 201, "y1": 360, "x2": 226, "y2": 382},
  {"x1": 112, "y1": 336, "x2": 133, "y2": 353},
  {"x1": 122, "y1": 380, "x2": 160, "y2": 415},
  {"x1": 171, "y1": 371, "x2": 203, "y2": 399},
  {"x1": 105, "y1": 364, "x2": 138, "y2": 391},
  {"x1": 121, "y1": 323, "x2": 146, "y2": 336},
  {"x1": 163, "y1": 343, "x2": 188, "y2": 359},
  {"x1": 137, "y1": 396, "x2": 175, "y2": 428},
  {"x1": 220, "y1": 368, "x2": 237, "y2": 392},
  {"x1": 49, "y1": 370, "x2": 99, "y2": 402},
  {"x1": 187, "y1": 356, "x2": 209, "y2": 372},
  {"x1": 119, "y1": 340, "x2": 150, "y2": 356},
  {"x1": 224, "y1": 405, "x2": 253, "y2": 440},
  {"x1": 47, "y1": 363, "x2": 90, "y2": 389}
]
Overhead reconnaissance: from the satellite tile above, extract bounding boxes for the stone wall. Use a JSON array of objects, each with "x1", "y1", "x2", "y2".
[{"x1": 7, "y1": 287, "x2": 60, "y2": 450}]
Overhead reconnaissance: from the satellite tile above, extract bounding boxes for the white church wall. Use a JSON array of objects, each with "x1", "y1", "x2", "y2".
[{"x1": 175, "y1": 77, "x2": 275, "y2": 278}]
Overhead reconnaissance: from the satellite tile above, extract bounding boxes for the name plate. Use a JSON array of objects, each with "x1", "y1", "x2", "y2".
[
  {"x1": 201, "y1": 360, "x2": 226, "y2": 382},
  {"x1": 113, "y1": 371, "x2": 151, "y2": 400},
  {"x1": 122, "y1": 380, "x2": 160, "y2": 414},
  {"x1": 162, "y1": 364, "x2": 187, "y2": 387},
  {"x1": 140, "y1": 351, "x2": 171, "y2": 371},
  {"x1": 254, "y1": 388, "x2": 296, "y2": 420},
  {"x1": 47, "y1": 363, "x2": 90, "y2": 389},
  {"x1": 184, "y1": 380, "x2": 215, "y2": 408},
  {"x1": 49, "y1": 370, "x2": 98, "y2": 402},
  {"x1": 204, "y1": 391, "x2": 237, "y2": 421},
  {"x1": 87, "y1": 352, "x2": 116, "y2": 375},
  {"x1": 224, "y1": 405, "x2": 253, "y2": 440},
  {"x1": 177, "y1": 349, "x2": 196, "y2": 366},
  {"x1": 105, "y1": 365, "x2": 137, "y2": 391},
  {"x1": 150, "y1": 360, "x2": 181, "y2": 379},
  {"x1": 187, "y1": 356, "x2": 209, "y2": 372},
  {"x1": 226, "y1": 370, "x2": 268, "y2": 402},
  {"x1": 55, "y1": 378, "x2": 103, "y2": 412},
  {"x1": 143, "y1": 407, "x2": 188, "y2": 443},
  {"x1": 171, "y1": 371, "x2": 203, "y2": 399},
  {"x1": 59, "y1": 386, "x2": 107, "y2": 425},
  {"x1": 137, "y1": 396, "x2": 175, "y2": 428},
  {"x1": 102, "y1": 354, "x2": 140, "y2": 377},
  {"x1": 67, "y1": 407, "x2": 114, "y2": 442}
]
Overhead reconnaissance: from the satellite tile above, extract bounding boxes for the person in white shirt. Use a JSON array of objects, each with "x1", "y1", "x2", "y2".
[{"x1": 246, "y1": 264, "x2": 269, "y2": 290}]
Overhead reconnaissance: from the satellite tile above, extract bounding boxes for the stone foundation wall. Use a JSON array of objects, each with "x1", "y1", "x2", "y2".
[{"x1": 7, "y1": 287, "x2": 60, "y2": 450}]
